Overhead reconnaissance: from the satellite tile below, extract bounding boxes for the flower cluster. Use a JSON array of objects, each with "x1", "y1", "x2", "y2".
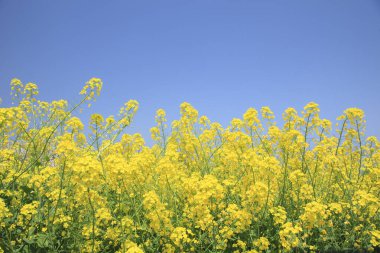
[{"x1": 0, "y1": 80, "x2": 379, "y2": 252}]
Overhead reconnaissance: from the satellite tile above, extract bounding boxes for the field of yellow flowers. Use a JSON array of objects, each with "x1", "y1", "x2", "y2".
[{"x1": 0, "y1": 78, "x2": 379, "y2": 252}]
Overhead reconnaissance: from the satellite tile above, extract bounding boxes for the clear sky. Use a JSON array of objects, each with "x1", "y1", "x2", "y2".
[{"x1": 1, "y1": 0, "x2": 379, "y2": 143}]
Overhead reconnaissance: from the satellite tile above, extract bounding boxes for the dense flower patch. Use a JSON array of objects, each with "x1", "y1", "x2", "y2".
[{"x1": 0, "y1": 78, "x2": 379, "y2": 252}]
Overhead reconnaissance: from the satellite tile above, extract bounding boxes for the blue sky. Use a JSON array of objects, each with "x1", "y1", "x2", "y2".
[{"x1": 1, "y1": 0, "x2": 379, "y2": 143}]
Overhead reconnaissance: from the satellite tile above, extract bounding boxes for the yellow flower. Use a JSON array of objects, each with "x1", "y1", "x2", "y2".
[
  {"x1": 270, "y1": 206, "x2": 287, "y2": 225},
  {"x1": 243, "y1": 108, "x2": 260, "y2": 126},
  {"x1": 253, "y1": 237, "x2": 270, "y2": 251},
  {"x1": 79, "y1": 77, "x2": 103, "y2": 107}
]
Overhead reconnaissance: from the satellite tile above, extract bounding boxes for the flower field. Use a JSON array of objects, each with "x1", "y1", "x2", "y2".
[{"x1": 0, "y1": 78, "x2": 379, "y2": 252}]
